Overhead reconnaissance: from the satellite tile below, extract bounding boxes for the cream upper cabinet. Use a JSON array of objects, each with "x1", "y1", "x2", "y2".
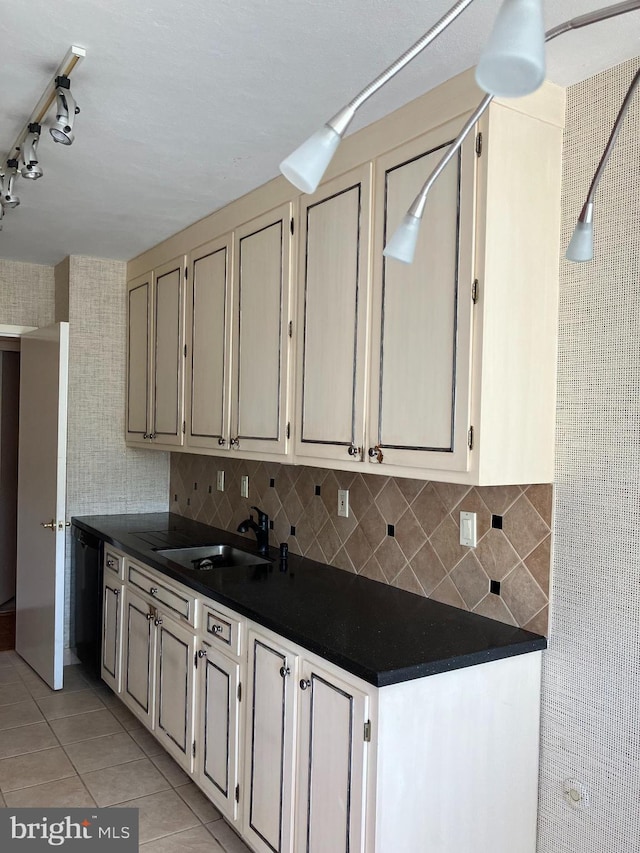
[
  {"x1": 366, "y1": 123, "x2": 475, "y2": 475},
  {"x1": 294, "y1": 165, "x2": 372, "y2": 465},
  {"x1": 126, "y1": 255, "x2": 186, "y2": 449},
  {"x1": 230, "y1": 202, "x2": 294, "y2": 458},
  {"x1": 185, "y1": 234, "x2": 233, "y2": 451}
]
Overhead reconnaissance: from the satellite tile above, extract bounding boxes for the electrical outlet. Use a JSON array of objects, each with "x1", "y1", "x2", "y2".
[
  {"x1": 240, "y1": 475, "x2": 249, "y2": 498},
  {"x1": 216, "y1": 471, "x2": 225, "y2": 492},
  {"x1": 459, "y1": 511, "x2": 477, "y2": 547},
  {"x1": 337, "y1": 489, "x2": 349, "y2": 518}
]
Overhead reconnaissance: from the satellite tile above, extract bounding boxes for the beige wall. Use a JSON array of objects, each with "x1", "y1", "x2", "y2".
[
  {"x1": 0, "y1": 259, "x2": 55, "y2": 327},
  {"x1": 538, "y1": 58, "x2": 640, "y2": 853},
  {"x1": 171, "y1": 454, "x2": 551, "y2": 632}
]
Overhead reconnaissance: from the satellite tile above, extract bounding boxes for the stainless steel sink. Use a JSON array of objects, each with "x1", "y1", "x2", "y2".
[{"x1": 155, "y1": 544, "x2": 270, "y2": 570}]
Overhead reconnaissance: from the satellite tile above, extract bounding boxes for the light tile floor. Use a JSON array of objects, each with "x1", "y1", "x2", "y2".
[{"x1": 0, "y1": 651, "x2": 250, "y2": 852}]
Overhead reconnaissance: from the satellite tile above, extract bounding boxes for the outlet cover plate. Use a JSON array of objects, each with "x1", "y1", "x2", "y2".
[
  {"x1": 216, "y1": 471, "x2": 225, "y2": 492},
  {"x1": 459, "y1": 511, "x2": 477, "y2": 547},
  {"x1": 240, "y1": 475, "x2": 249, "y2": 498},
  {"x1": 337, "y1": 489, "x2": 349, "y2": 518}
]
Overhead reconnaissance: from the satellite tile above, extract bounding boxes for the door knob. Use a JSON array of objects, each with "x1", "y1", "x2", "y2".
[{"x1": 41, "y1": 519, "x2": 56, "y2": 530}]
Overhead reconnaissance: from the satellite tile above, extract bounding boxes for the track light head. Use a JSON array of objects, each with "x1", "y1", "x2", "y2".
[
  {"x1": 2, "y1": 160, "x2": 20, "y2": 208},
  {"x1": 20, "y1": 123, "x2": 43, "y2": 180},
  {"x1": 50, "y1": 75, "x2": 80, "y2": 145}
]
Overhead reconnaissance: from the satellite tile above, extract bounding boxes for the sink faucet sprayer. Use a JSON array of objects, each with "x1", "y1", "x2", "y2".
[{"x1": 237, "y1": 506, "x2": 270, "y2": 556}]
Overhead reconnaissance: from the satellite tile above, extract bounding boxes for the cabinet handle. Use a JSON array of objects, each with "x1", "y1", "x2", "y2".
[
  {"x1": 211, "y1": 624, "x2": 223, "y2": 635},
  {"x1": 347, "y1": 445, "x2": 361, "y2": 457},
  {"x1": 106, "y1": 559, "x2": 115, "y2": 568},
  {"x1": 230, "y1": 437, "x2": 239, "y2": 448},
  {"x1": 149, "y1": 432, "x2": 156, "y2": 440},
  {"x1": 143, "y1": 432, "x2": 149, "y2": 439},
  {"x1": 368, "y1": 445, "x2": 384, "y2": 464},
  {"x1": 300, "y1": 679, "x2": 311, "y2": 691},
  {"x1": 217, "y1": 438, "x2": 226, "y2": 446},
  {"x1": 149, "y1": 588, "x2": 158, "y2": 596},
  {"x1": 113, "y1": 588, "x2": 119, "y2": 597},
  {"x1": 197, "y1": 649, "x2": 207, "y2": 658},
  {"x1": 279, "y1": 666, "x2": 290, "y2": 678},
  {"x1": 154, "y1": 617, "x2": 163, "y2": 627},
  {"x1": 146, "y1": 612, "x2": 154, "y2": 621}
]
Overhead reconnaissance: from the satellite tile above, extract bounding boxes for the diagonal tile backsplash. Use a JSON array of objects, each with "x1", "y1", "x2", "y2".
[{"x1": 170, "y1": 455, "x2": 551, "y2": 633}]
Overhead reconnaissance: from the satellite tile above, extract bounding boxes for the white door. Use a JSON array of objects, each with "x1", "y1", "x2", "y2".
[{"x1": 16, "y1": 322, "x2": 69, "y2": 689}]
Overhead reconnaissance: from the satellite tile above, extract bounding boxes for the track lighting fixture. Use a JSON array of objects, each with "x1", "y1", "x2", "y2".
[
  {"x1": 20, "y1": 123, "x2": 43, "y2": 180},
  {"x1": 566, "y1": 65, "x2": 640, "y2": 262},
  {"x1": 384, "y1": 1, "x2": 640, "y2": 264},
  {"x1": 1, "y1": 160, "x2": 20, "y2": 208},
  {"x1": 50, "y1": 76, "x2": 80, "y2": 145},
  {"x1": 0, "y1": 46, "x2": 85, "y2": 232}
]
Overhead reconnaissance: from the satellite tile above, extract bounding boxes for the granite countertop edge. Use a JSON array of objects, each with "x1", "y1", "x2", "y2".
[{"x1": 73, "y1": 513, "x2": 547, "y2": 688}]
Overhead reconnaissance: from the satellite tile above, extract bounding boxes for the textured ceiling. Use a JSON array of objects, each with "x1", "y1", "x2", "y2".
[{"x1": 1, "y1": 0, "x2": 639, "y2": 265}]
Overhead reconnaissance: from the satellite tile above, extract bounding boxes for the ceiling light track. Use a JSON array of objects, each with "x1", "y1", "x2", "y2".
[{"x1": 0, "y1": 45, "x2": 85, "y2": 230}]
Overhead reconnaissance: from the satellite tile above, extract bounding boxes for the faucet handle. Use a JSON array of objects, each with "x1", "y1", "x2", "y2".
[{"x1": 251, "y1": 506, "x2": 269, "y2": 527}]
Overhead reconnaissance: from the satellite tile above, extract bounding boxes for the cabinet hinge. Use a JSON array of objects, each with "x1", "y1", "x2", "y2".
[
  {"x1": 235, "y1": 784, "x2": 240, "y2": 803},
  {"x1": 183, "y1": 420, "x2": 186, "y2": 434},
  {"x1": 192, "y1": 741, "x2": 196, "y2": 758},
  {"x1": 288, "y1": 320, "x2": 293, "y2": 338},
  {"x1": 475, "y1": 132, "x2": 483, "y2": 157},
  {"x1": 468, "y1": 426, "x2": 474, "y2": 450},
  {"x1": 290, "y1": 217, "x2": 295, "y2": 235},
  {"x1": 238, "y1": 682, "x2": 242, "y2": 702},
  {"x1": 364, "y1": 721, "x2": 372, "y2": 743},
  {"x1": 185, "y1": 267, "x2": 188, "y2": 280},
  {"x1": 286, "y1": 422, "x2": 291, "y2": 440},
  {"x1": 184, "y1": 343, "x2": 187, "y2": 358},
  {"x1": 472, "y1": 279, "x2": 479, "y2": 304}
]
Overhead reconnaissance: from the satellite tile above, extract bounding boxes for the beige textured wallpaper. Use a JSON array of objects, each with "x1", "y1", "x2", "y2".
[
  {"x1": 171, "y1": 454, "x2": 551, "y2": 632},
  {"x1": 0, "y1": 259, "x2": 54, "y2": 327}
]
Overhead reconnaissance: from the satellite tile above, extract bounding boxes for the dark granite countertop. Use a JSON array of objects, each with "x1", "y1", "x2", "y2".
[{"x1": 73, "y1": 512, "x2": 546, "y2": 687}]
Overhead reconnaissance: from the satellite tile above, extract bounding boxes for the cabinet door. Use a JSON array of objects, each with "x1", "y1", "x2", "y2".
[
  {"x1": 295, "y1": 166, "x2": 372, "y2": 465},
  {"x1": 230, "y1": 203, "x2": 293, "y2": 457},
  {"x1": 186, "y1": 236, "x2": 233, "y2": 451},
  {"x1": 295, "y1": 662, "x2": 370, "y2": 853},
  {"x1": 244, "y1": 630, "x2": 298, "y2": 853},
  {"x1": 126, "y1": 273, "x2": 152, "y2": 443},
  {"x1": 122, "y1": 587, "x2": 156, "y2": 728},
  {"x1": 151, "y1": 256, "x2": 186, "y2": 446},
  {"x1": 101, "y1": 577, "x2": 124, "y2": 694},
  {"x1": 368, "y1": 124, "x2": 475, "y2": 473},
  {"x1": 155, "y1": 612, "x2": 196, "y2": 773},
  {"x1": 196, "y1": 639, "x2": 241, "y2": 823}
]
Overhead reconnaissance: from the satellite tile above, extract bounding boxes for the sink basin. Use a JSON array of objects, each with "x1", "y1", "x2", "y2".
[{"x1": 155, "y1": 545, "x2": 270, "y2": 570}]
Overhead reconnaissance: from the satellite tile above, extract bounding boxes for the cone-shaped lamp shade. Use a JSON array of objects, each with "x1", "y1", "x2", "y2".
[
  {"x1": 383, "y1": 214, "x2": 422, "y2": 264},
  {"x1": 476, "y1": 0, "x2": 546, "y2": 98},
  {"x1": 565, "y1": 220, "x2": 594, "y2": 262},
  {"x1": 280, "y1": 124, "x2": 341, "y2": 194}
]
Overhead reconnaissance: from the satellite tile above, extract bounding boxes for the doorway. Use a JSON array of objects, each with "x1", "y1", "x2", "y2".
[{"x1": 0, "y1": 339, "x2": 20, "y2": 650}]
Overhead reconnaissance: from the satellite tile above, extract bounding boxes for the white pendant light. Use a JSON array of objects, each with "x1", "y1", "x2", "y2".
[
  {"x1": 383, "y1": 214, "x2": 422, "y2": 265},
  {"x1": 476, "y1": 0, "x2": 546, "y2": 98},
  {"x1": 280, "y1": 123, "x2": 343, "y2": 195},
  {"x1": 565, "y1": 213, "x2": 594, "y2": 263}
]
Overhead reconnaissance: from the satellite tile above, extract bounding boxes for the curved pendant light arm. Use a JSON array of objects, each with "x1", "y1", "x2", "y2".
[
  {"x1": 327, "y1": 0, "x2": 477, "y2": 135},
  {"x1": 395, "y1": 2, "x2": 640, "y2": 243},
  {"x1": 579, "y1": 64, "x2": 640, "y2": 218}
]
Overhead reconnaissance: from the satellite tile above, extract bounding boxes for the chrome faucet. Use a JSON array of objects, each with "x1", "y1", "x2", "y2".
[{"x1": 237, "y1": 506, "x2": 270, "y2": 556}]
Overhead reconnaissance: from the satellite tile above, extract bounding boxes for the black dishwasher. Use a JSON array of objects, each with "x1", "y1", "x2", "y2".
[{"x1": 72, "y1": 525, "x2": 103, "y2": 677}]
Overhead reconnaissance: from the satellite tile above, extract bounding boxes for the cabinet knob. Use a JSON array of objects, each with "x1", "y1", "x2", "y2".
[
  {"x1": 347, "y1": 445, "x2": 361, "y2": 457},
  {"x1": 146, "y1": 612, "x2": 154, "y2": 621},
  {"x1": 149, "y1": 587, "x2": 158, "y2": 596},
  {"x1": 106, "y1": 559, "x2": 115, "y2": 568},
  {"x1": 143, "y1": 432, "x2": 149, "y2": 439},
  {"x1": 154, "y1": 617, "x2": 163, "y2": 627},
  {"x1": 217, "y1": 437, "x2": 226, "y2": 446},
  {"x1": 300, "y1": 679, "x2": 311, "y2": 691},
  {"x1": 230, "y1": 437, "x2": 239, "y2": 448},
  {"x1": 149, "y1": 432, "x2": 156, "y2": 440},
  {"x1": 211, "y1": 624, "x2": 223, "y2": 634},
  {"x1": 113, "y1": 588, "x2": 119, "y2": 597},
  {"x1": 279, "y1": 665, "x2": 290, "y2": 679},
  {"x1": 197, "y1": 649, "x2": 207, "y2": 658},
  {"x1": 368, "y1": 445, "x2": 384, "y2": 464}
]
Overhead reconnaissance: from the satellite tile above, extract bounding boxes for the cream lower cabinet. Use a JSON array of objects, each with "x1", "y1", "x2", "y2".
[
  {"x1": 243, "y1": 627, "x2": 371, "y2": 853},
  {"x1": 101, "y1": 574, "x2": 124, "y2": 694},
  {"x1": 121, "y1": 585, "x2": 156, "y2": 729}
]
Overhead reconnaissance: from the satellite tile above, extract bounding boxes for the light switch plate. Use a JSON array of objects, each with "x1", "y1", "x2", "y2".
[
  {"x1": 337, "y1": 489, "x2": 349, "y2": 518},
  {"x1": 240, "y1": 475, "x2": 249, "y2": 498},
  {"x1": 216, "y1": 471, "x2": 225, "y2": 492},
  {"x1": 459, "y1": 511, "x2": 477, "y2": 547}
]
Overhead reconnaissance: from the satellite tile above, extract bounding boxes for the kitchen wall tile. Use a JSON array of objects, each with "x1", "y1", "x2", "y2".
[{"x1": 171, "y1": 455, "x2": 551, "y2": 631}]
